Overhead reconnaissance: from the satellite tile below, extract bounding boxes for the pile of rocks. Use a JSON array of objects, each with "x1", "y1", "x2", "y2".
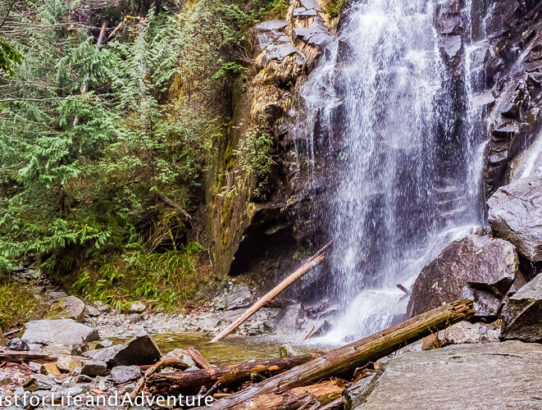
[{"x1": 0, "y1": 328, "x2": 209, "y2": 407}]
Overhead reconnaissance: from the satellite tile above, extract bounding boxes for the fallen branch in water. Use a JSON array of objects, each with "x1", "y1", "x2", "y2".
[
  {"x1": 208, "y1": 299, "x2": 475, "y2": 409},
  {"x1": 211, "y1": 242, "x2": 331, "y2": 343}
]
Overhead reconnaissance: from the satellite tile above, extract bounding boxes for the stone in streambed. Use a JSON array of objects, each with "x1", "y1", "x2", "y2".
[
  {"x1": 22, "y1": 319, "x2": 99, "y2": 345},
  {"x1": 84, "y1": 345, "x2": 122, "y2": 367},
  {"x1": 81, "y1": 360, "x2": 108, "y2": 377},
  {"x1": 112, "y1": 331, "x2": 161, "y2": 366},
  {"x1": 111, "y1": 366, "x2": 141, "y2": 384},
  {"x1": 6, "y1": 337, "x2": 29, "y2": 351}
]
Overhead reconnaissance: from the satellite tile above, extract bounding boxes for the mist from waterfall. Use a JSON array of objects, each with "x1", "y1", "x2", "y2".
[{"x1": 297, "y1": 0, "x2": 487, "y2": 342}]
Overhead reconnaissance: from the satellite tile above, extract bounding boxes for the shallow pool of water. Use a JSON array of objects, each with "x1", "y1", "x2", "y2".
[{"x1": 109, "y1": 333, "x2": 322, "y2": 366}]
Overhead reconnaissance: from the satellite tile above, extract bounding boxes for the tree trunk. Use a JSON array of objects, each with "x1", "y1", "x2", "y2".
[
  {"x1": 211, "y1": 243, "x2": 330, "y2": 343},
  {"x1": 148, "y1": 353, "x2": 320, "y2": 396},
  {"x1": 0, "y1": 350, "x2": 57, "y2": 363},
  {"x1": 207, "y1": 299, "x2": 474, "y2": 409}
]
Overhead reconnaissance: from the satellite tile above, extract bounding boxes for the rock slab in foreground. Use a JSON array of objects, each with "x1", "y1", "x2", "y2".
[
  {"x1": 22, "y1": 319, "x2": 99, "y2": 345},
  {"x1": 501, "y1": 273, "x2": 542, "y2": 342},
  {"x1": 351, "y1": 341, "x2": 542, "y2": 409},
  {"x1": 407, "y1": 234, "x2": 517, "y2": 317},
  {"x1": 488, "y1": 177, "x2": 542, "y2": 261}
]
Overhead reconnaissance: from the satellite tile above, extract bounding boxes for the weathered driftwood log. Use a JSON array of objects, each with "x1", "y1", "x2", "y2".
[
  {"x1": 187, "y1": 346, "x2": 213, "y2": 370},
  {"x1": 211, "y1": 242, "x2": 331, "y2": 343},
  {"x1": 148, "y1": 353, "x2": 320, "y2": 396},
  {"x1": 238, "y1": 381, "x2": 344, "y2": 410},
  {"x1": 129, "y1": 358, "x2": 189, "y2": 407},
  {"x1": 0, "y1": 350, "x2": 57, "y2": 363},
  {"x1": 207, "y1": 299, "x2": 475, "y2": 409}
]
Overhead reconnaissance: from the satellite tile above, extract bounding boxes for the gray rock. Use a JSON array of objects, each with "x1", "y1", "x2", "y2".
[
  {"x1": 6, "y1": 338, "x2": 29, "y2": 351},
  {"x1": 226, "y1": 285, "x2": 254, "y2": 310},
  {"x1": 293, "y1": 18, "x2": 332, "y2": 48},
  {"x1": 49, "y1": 296, "x2": 86, "y2": 322},
  {"x1": 293, "y1": 7, "x2": 317, "y2": 17},
  {"x1": 254, "y1": 20, "x2": 288, "y2": 32},
  {"x1": 263, "y1": 41, "x2": 303, "y2": 65},
  {"x1": 76, "y1": 373, "x2": 92, "y2": 382},
  {"x1": 439, "y1": 35, "x2": 462, "y2": 59},
  {"x1": 300, "y1": 0, "x2": 323, "y2": 11},
  {"x1": 356, "y1": 342, "x2": 542, "y2": 409},
  {"x1": 407, "y1": 234, "x2": 517, "y2": 318},
  {"x1": 162, "y1": 348, "x2": 195, "y2": 368},
  {"x1": 111, "y1": 366, "x2": 141, "y2": 384},
  {"x1": 128, "y1": 302, "x2": 146, "y2": 313},
  {"x1": 23, "y1": 374, "x2": 55, "y2": 392},
  {"x1": 84, "y1": 345, "x2": 122, "y2": 366},
  {"x1": 85, "y1": 305, "x2": 100, "y2": 317},
  {"x1": 22, "y1": 320, "x2": 99, "y2": 345},
  {"x1": 501, "y1": 273, "x2": 542, "y2": 342},
  {"x1": 112, "y1": 331, "x2": 161, "y2": 366},
  {"x1": 48, "y1": 291, "x2": 68, "y2": 302},
  {"x1": 96, "y1": 339, "x2": 113, "y2": 349},
  {"x1": 81, "y1": 360, "x2": 107, "y2": 377},
  {"x1": 488, "y1": 177, "x2": 542, "y2": 261}
]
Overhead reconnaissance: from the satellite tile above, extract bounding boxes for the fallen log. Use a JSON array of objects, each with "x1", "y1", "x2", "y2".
[
  {"x1": 148, "y1": 353, "x2": 320, "y2": 396},
  {"x1": 129, "y1": 358, "x2": 189, "y2": 409},
  {"x1": 187, "y1": 346, "x2": 213, "y2": 370},
  {"x1": 238, "y1": 381, "x2": 344, "y2": 410},
  {"x1": 206, "y1": 299, "x2": 474, "y2": 409},
  {"x1": 0, "y1": 350, "x2": 57, "y2": 363},
  {"x1": 211, "y1": 242, "x2": 331, "y2": 343}
]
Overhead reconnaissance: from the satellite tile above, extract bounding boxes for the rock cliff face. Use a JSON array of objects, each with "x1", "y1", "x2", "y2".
[
  {"x1": 206, "y1": 0, "x2": 340, "y2": 295},
  {"x1": 482, "y1": 1, "x2": 542, "y2": 196}
]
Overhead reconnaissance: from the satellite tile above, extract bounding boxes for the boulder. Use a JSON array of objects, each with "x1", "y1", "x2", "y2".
[
  {"x1": 112, "y1": 331, "x2": 161, "y2": 366},
  {"x1": 81, "y1": 360, "x2": 108, "y2": 377},
  {"x1": 357, "y1": 342, "x2": 542, "y2": 409},
  {"x1": 111, "y1": 365, "x2": 141, "y2": 384},
  {"x1": 407, "y1": 234, "x2": 518, "y2": 318},
  {"x1": 47, "y1": 296, "x2": 86, "y2": 322},
  {"x1": 501, "y1": 273, "x2": 542, "y2": 342},
  {"x1": 22, "y1": 320, "x2": 99, "y2": 345},
  {"x1": 488, "y1": 177, "x2": 542, "y2": 261}
]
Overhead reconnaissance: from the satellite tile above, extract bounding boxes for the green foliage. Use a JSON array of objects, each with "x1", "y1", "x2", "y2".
[
  {"x1": 0, "y1": 0, "x2": 283, "y2": 309},
  {"x1": 328, "y1": 0, "x2": 345, "y2": 18},
  {"x1": 213, "y1": 62, "x2": 246, "y2": 80},
  {"x1": 0, "y1": 281, "x2": 43, "y2": 329},
  {"x1": 235, "y1": 119, "x2": 274, "y2": 201},
  {"x1": 72, "y1": 242, "x2": 206, "y2": 310},
  {"x1": 0, "y1": 37, "x2": 22, "y2": 76}
]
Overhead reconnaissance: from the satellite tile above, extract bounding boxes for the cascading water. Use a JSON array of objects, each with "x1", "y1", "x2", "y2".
[{"x1": 297, "y1": 0, "x2": 487, "y2": 342}]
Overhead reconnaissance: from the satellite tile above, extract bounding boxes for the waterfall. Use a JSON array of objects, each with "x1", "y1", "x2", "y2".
[{"x1": 297, "y1": 0, "x2": 487, "y2": 342}]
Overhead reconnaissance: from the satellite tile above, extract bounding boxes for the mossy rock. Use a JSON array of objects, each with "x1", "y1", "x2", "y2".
[{"x1": 46, "y1": 296, "x2": 86, "y2": 322}]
